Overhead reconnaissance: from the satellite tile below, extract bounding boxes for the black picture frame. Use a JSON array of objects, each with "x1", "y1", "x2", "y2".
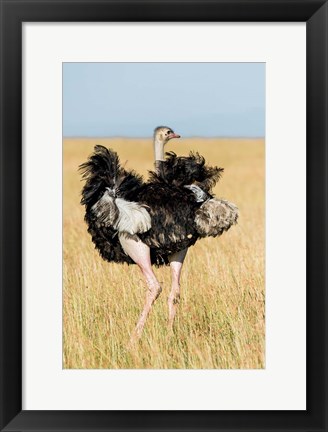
[{"x1": 0, "y1": 0, "x2": 327, "y2": 431}]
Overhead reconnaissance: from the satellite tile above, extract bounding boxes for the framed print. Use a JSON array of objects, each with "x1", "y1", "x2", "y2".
[{"x1": 0, "y1": 0, "x2": 327, "y2": 431}]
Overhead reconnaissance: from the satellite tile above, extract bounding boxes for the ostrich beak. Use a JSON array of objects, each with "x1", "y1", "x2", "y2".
[{"x1": 170, "y1": 133, "x2": 181, "y2": 139}]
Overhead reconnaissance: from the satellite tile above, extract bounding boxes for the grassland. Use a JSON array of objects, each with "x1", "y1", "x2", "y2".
[{"x1": 63, "y1": 137, "x2": 265, "y2": 369}]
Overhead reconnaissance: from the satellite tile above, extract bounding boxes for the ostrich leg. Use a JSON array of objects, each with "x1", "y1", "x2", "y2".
[
  {"x1": 119, "y1": 234, "x2": 162, "y2": 342},
  {"x1": 168, "y1": 248, "x2": 188, "y2": 329}
]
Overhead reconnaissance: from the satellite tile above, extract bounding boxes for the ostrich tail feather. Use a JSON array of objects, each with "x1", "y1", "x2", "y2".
[
  {"x1": 79, "y1": 145, "x2": 144, "y2": 208},
  {"x1": 80, "y1": 145, "x2": 150, "y2": 237},
  {"x1": 195, "y1": 198, "x2": 239, "y2": 237}
]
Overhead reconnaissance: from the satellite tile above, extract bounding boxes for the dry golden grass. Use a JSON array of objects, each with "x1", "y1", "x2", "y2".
[{"x1": 63, "y1": 137, "x2": 265, "y2": 369}]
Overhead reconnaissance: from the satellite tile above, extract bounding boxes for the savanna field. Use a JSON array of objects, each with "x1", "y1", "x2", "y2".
[{"x1": 63, "y1": 138, "x2": 265, "y2": 369}]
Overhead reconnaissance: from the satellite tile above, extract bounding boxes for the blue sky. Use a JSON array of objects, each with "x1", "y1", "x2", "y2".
[{"x1": 63, "y1": 63, "x2": 265, "y2": 137}]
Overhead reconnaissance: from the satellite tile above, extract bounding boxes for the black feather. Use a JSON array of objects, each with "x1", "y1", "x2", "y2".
[
  {"x1": 148, "y1": 151, "x2": 223, "y2": 192},
  {"x1": 79, "y1": 146, "x2": 145, "y2": 265},
  {"x1": 80, "y1": 146, "x2": 230, "y2": 267},
  {"x1": 79, "y1": 145, "x2": 144, "y2": 209}
]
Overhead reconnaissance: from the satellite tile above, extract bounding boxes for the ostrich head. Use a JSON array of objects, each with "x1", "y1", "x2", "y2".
[
  {"x1": 153, "y1": 126, "x2": 180, "y2": 168},
  {"x1": 153, "y1": 126, "x2": 181, "y2": 145}
]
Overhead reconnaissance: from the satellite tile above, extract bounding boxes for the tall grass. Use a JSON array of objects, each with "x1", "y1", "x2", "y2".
[{"x1": 63, "y1": 138, "x2": 265, "y2": 369}]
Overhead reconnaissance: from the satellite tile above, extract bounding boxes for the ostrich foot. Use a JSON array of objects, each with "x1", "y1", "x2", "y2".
[
  {"x1": 168, "y1": 291, "x2": 180, "y2": 330},
  {"x1": 128, "y1": 331, "x2": 141, "y2": 349},
  {"x1": 129, "y1": 281, "x2": 162, "y2": 346}
]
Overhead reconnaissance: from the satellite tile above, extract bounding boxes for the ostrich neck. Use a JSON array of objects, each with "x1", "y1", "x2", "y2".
[{"x1": 153, "y1": 138, "x2": 165, "y2": 173}]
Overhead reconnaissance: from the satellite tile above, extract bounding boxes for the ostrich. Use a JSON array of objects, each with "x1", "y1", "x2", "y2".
[{"x1": 79, "y1": 126, "x2": 238, "y2": 341}]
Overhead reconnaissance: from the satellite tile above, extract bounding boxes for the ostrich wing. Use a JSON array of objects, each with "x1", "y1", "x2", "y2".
[
  {"x1": 91, "y1": 190, "x2": 151, "y2": 235},
  {"x1": 195, "y1": 198, "x2": 239, "y2": 237}
]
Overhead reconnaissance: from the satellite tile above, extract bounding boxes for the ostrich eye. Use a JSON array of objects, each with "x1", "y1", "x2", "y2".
[{"x1": 167, "y1": 131, "x2": 172, "y2": 135}]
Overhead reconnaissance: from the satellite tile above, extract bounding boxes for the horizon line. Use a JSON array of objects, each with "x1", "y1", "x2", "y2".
[{"x1": 63, "y1": 135, "x2": 265, "y2": 140}]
